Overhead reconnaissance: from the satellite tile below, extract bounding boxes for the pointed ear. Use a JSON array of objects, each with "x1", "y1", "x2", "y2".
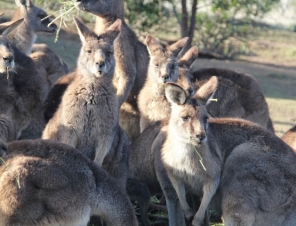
[
  {"x1": 178, "y1": 46, "x2": 198, "y2": 68},
  {"x1": 168, "y1": 37, "x2": 188, "y2": 57},
  {"x1": 106, "y1": 19, "x2": 121, "y2": 44},
  {"x1": 195, "y1": 76, "x2": 218, "y2": 105},
  {"x1": 165, "y1": 82, "x2": 187, "y2": 106},
  {"x1": 146, "y1": 35, "x2": 162, "y2": 55},
  {"x1": 15, "y1": 0, "x2": 33, "y2": 8},
  {"x1": 0, "y1": 18, "x2": 24, "y2": 36},
  {"x1": 73, "y1": 16, "x2": 91, "y2": 44}
]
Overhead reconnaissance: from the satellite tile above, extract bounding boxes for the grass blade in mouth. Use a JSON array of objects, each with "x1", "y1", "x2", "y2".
[{"x1": 6, "y1": 67, "x2": 9, "y2": 80}]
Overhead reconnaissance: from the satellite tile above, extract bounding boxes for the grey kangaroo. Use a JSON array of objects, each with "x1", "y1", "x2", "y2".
[
  {"x1": 8, "y1": 0, "x2": 57, "y2": 55},
  {"x1": 138, "y1": 35, "x2": 192, "y2": 132},
  {"x1": 75, "y1": 0, "x2": 150, "y2": 140},
  {"x1": 162, "y1": 82, "x2": 296, "y2": 226},
  {"x1": 129, "y1": 77, "x2": 219, "y2": 226},
  {"x1": 42, "y1": 18, "x2": 129, "y2": 188},
  {"x1": 0, "y1": 18, "x2": 43, "y2": 139},
  {"x1": 0, "y1": 139, "x2": 138, "y2": 226}
]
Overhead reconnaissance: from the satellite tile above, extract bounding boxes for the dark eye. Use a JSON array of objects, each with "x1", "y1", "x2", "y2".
[
  {"x1": 182, "y1": 116, "x2": 190, "y2": 122},
  {"x1": 155, "y1": 63, "x2": 159, "y2": 67},
  {"x1": 86, "y1": 50, "x2": 92, "y2": 54}
]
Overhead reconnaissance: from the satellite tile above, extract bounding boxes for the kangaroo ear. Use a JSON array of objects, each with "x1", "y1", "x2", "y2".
[
  {"x1": 195, "y1": 76, "x2": 218, "y2": 106},
  {"x1": 146, "y1": 35, "x2": 162, "y2": 55},
  {"x1": 15, "y1": 0, "x2": 33, "y2": 8},
  {"x1": 178, "y1": 46, "x2": 198, "y2": 68},
  {"x1": 0, "y1": 18, "x2": 24, "y2": 36},
  {"x1": 165, "y1": 82, "x2": 187, "y2": 105},
  {"x1": 106, "y1": 19, "x2": 121, "y2": 44},
  {"x1": 73, "y1": 16, "x2": 91, "y2": 44},
  {"x1": 168, "y1": 37, "x2": 188, "y2": 57}
]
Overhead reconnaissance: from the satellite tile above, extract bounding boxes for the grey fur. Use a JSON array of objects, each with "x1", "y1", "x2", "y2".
[{"x1": 0, "y1": 139, "x2": 138, "y2": 226}]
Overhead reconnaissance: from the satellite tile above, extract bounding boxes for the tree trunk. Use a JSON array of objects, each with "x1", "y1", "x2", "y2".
[
  {"x1": 180, "y1": 0, "x2": 198, "y2": 55},
  {"x1": 181, "y1": 0, "x2": 188, "y2": 37}
]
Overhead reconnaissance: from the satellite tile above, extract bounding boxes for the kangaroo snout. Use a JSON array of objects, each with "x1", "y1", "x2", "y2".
[
  {"x1": 161, "y1": 74, "x2": 169, "y2": 83},
  {"x1": 196, "y1": 133, "x2": 207, "y2": 144},
  {"x1": 96, "y1": 61, "x2": 106, "y2": 74},
  {"x1": 3, "y1": 55, "x2": 13, "y2": 64}
]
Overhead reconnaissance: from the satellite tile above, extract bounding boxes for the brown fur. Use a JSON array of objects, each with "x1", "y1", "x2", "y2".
[
  {"x1": 0, "y1": 23, "x2": 43, "y2": 139},
  {"x1": 281, "y1": 125, "x2": 296, "y2": 151},
  {"x1": 76, "y1": 0, "x2": 150, "y2": 141},
  {"x1": 138, "y1": 35, "x2": 192, "y2": 132},
  {"x1": 0, "y1": 114, "x2": 16, "y2": 157},
  {"x1": 0, "y1": 139, "x2": 137, "y2": 226},
  {"x1": 42, "y1": 18, "x2": 129, "y2": 188},
  {"x1": 191, "y1": 68, "x2": 274, "y2": 132}
]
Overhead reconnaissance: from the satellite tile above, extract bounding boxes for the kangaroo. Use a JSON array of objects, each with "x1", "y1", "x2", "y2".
[
  {"x1": 42, "y1": 18, "x2": 129, "y2": 186},
  {"x1": 191, "y1": 68, "x2": 274, "y2": 132},
  {"x1": 162, "y1": 82, "x2": 296, "y2": 226},
  {"x1": 75, "y1": 0, "x2": 150, "y2": 140},
  {"x1": 0, "y1": 139, "x2": 138, "y2": 226},
  {"x1": 8, "y1": 0, "x2": 57, "y2": 55},
  {"x1": 138, "y1": 35, "x2": 192, "y2": 132},
  {"x1": 128, "y1": 76, "x2": 219, "y2": 226},
  {"x1": 281, "y1": 125, "x2": 296, "y2": 151},
  {"x1": 0, "y1": 19, "x2": 43, "y2": 139}
]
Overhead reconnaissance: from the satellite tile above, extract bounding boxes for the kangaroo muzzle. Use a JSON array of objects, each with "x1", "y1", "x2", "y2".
[{"x1": 96, "y1": 61, "x2": 106, "y2": 74}]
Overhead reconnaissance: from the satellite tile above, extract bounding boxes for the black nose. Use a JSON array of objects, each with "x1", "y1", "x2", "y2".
[
  {"x1": 196, "y1": 133, "x2": 206, "y2": 142},
  {"x1": 187, "y1": 88, "x2": 194, "y2": 96},
  {"x1": 162, "y1": 74, "x2": 169, "y2": 82},
  {"x1": 3, "y1": 55, "x2": 13, "y2": 63},
  {"x1": 49, "y1": 22, "x2": 57, "y2": 30},
  {"x1": 96, "y1": 61, "x2": 106, "y2": 72}
]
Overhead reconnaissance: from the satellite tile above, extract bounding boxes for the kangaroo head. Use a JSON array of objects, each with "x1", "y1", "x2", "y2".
[
  {"x1": 14, "y1": 0, "x2": 57, "y2": 33},
  {"x1": 165, "y1": 76, "x2": 218, "y2": 146},
  {"x1": 177, "y1": 46, "x2": 199, "y2": 97},
  {"x1": 146, "y1": 35, "x2": 188, "y2": 84},
  {"x1": 0, "y1": 19, "x2": 23, "y2": 73},
  {"x1": 75, "y1": 0, "x2": 123, "y2": 18},
  {"x1": 74, "y1": 17, "x2": 121, "y2": 78}
]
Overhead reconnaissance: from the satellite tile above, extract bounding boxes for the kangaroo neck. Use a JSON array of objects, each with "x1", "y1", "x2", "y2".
[
  {"x1": 94, "y1": 15, "x2": 124, "y2": 35},
  {"x1": 9, "y1": 10, "x2": 36, "y2": 55}
]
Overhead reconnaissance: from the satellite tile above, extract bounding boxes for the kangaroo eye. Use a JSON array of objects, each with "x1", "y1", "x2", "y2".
[
  {"x1": 155, "y1": 63, "x2": 159, "y2": 67},
  {"x1": 86, "y1": 50, "x2": 92, "y2": 54},
  {"x1": 182, "y1": 116, "x2": 190, "y2": 122}
]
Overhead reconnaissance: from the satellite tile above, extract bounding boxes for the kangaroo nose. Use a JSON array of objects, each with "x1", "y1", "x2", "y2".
[
  {"x1": 162, "y1": 74, "x2": 169, "y2": 82},
  {"x1": 96, "y1": 61, "x2": 106, "y2": 73},
  {"x1": 196, "y1": 133, "x2": 206, "y2": 144},
  {"x1": 187, "y1": 88, "x2": 194, "y2": 96},
  {"x1": 3, "y1": 55, "x2": 13, "y2": 64}
]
